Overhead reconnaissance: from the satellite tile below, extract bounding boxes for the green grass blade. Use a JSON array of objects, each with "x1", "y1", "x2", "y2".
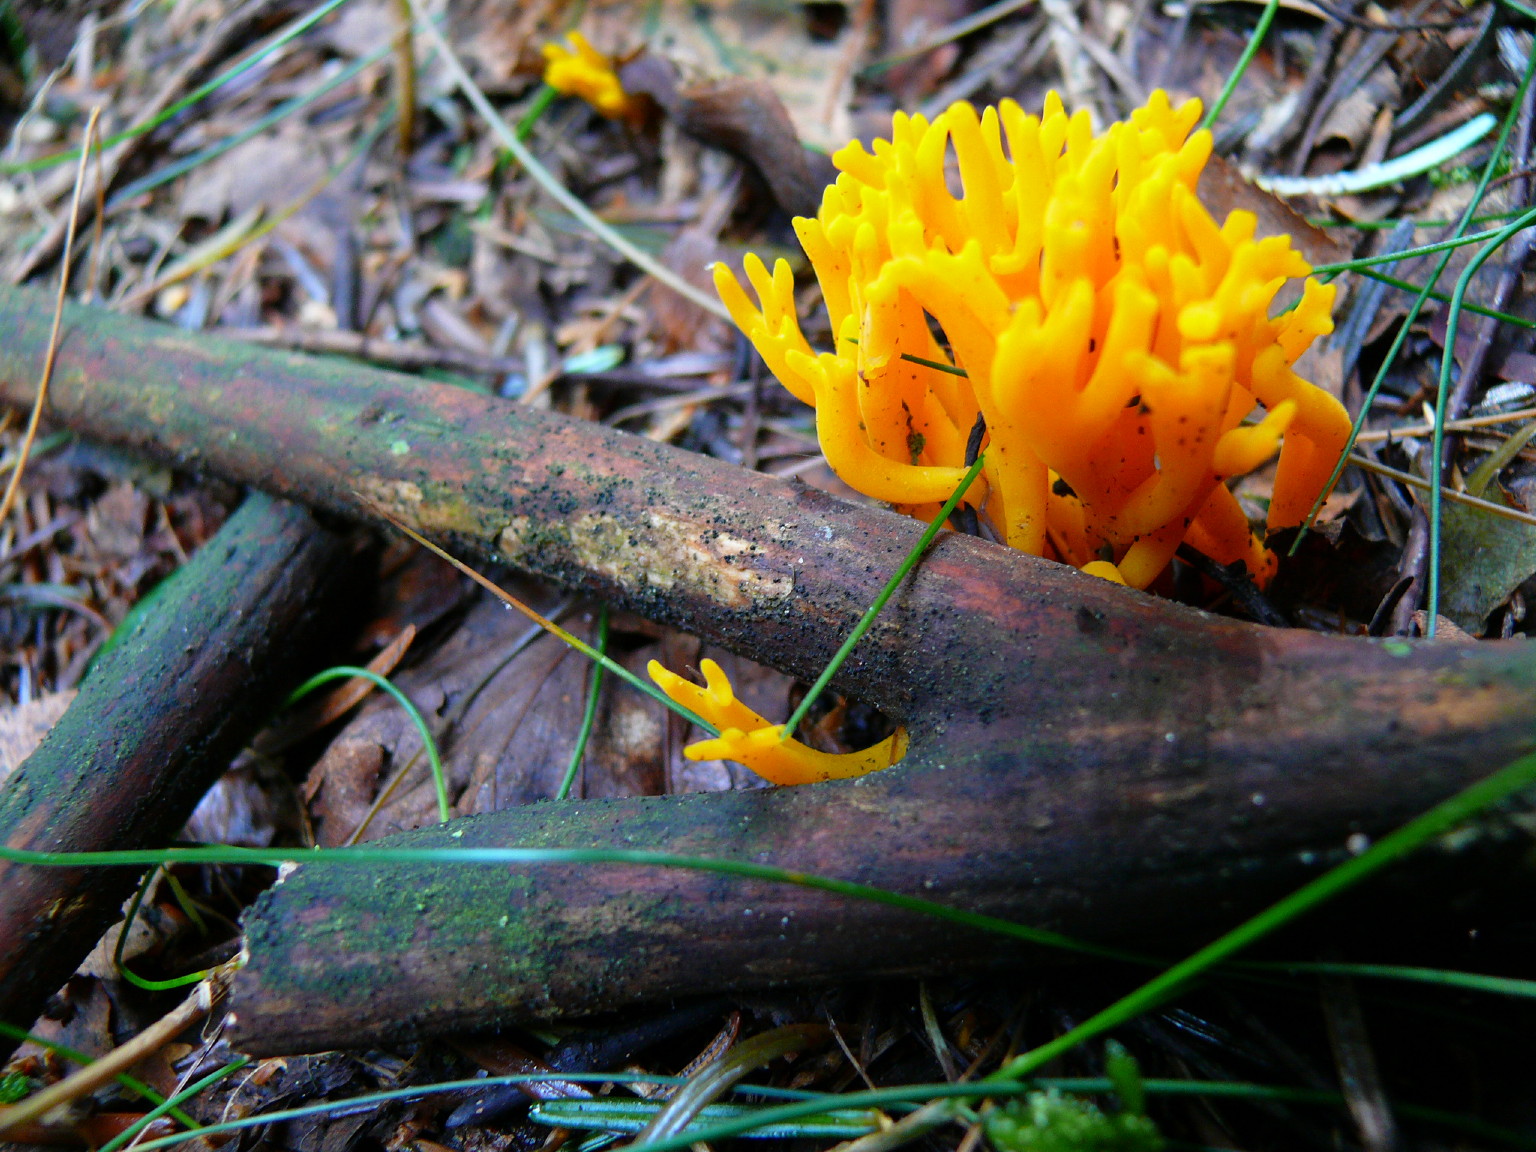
[
  {"x1": 557, "y1": 605, "x2": 608, "y2": 801},
  {"x1": 0, "y1": 1023, "x2": 200, "y2": 1128},
  {"x1": 1200, "y1": 0, "x2": 1280, "y2": 130},
  {"x1": 1241, "y1": 960, "x2": 1536, "y2": 1001},
  {"x1": 1309, "y1": 221, "x2": 1516, "y2": 277},
  {"x1": 990, "y1": 747, "x2": 1536, "y2": 1080},
  {"x1": 0, "y1": 0, "x2": 356, "y2": 175},
  {"x1": 1346, "y1": 269, "x2": 1534, "y2": 328},
  {"x1": 1295, "y1": 46, "x2": 1536, "y2": 557},
  {"x1": 110, "y1": 45, "x2": 390, "y2": 207},
  {"x1": 286, "y1": 666, "x2": 450, "y2": 823},
  {"x1": 92, "y1": 1058, "x2": 249, "y2": 1152},
  {"x1": 531, "y1": 1097, "x2": 885, "y2": 1139},
  {"x1": 0, "y1": 841, "x2": 1152, "y2": 965},
  {"x1": 1426, "y1": 202, "x2": 1536, "y2": 632},
  {"x1": 780, "y1": 452, "x2": 987, "y2": 741},
  {"x1": 113, "y1": 868, "x2": 206, "y2": 992}
]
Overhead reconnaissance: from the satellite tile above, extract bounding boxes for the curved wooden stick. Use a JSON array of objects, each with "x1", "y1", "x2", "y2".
[
  {"x1": 0, "y1": 285, "x2": 1531, "y2": 1054},
  {"x1": 0, "y1": 493, "x2": 349, "y2": 1050}
]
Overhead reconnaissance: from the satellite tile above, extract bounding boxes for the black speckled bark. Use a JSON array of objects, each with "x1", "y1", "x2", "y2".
[
  {"x1": 0, "y1": 286, "x2": 1533, "y2": 1056},
  {"x1": 0, "y1": 492, "x2": 349, "y2": 1053}
]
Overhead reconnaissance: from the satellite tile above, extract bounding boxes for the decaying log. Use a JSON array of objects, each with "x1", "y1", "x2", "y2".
[
  {"x1": 0, "y1": 286, "x2": 1533, "y2": 1055},
  {"x1": 0, "y1": 492, "x2": 349, "y2": 1052}
]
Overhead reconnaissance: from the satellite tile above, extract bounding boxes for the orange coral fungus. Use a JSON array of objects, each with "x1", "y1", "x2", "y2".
[
  {"x1": 648, "y1": 659, "x2": 908, "y2": 786},
  {"x1": 714, "y1": 90, "x2": 1349, "y2": 590},
  {"x1": 541, "y1": 32, "x2": 645, "y2": 125}
]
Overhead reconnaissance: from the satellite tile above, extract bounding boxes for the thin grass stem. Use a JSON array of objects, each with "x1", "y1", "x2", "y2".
[
  {"x1": 0, "y1": 1024, "x2": 199, "y2": 1129},
  {"x1": 113, "y1": 868, "x2": 206, "y2": 992},
  {"x1": 119, "y1": 112, "x2": 394, "y2": 311},
  {"x1": 92, "y1": 1058, "x2": 249, "y2": 1152},
  {"x1": 557, "y1": 605, "x2": 608, "y2": 801},
  {"x1": 0, "y1": 841, "x2": 1153, "y2": 966},
  {"x1": 1239, "y1": 960, "x2": 1536, "y2": 1000},
  {"x1": 286, "y1": 666, "x2": 450, "y2": 823},
  {"x1": 989, "y1": 748, "x2": 1536, "y2": 1080},
  {"x1": 404, "y1": 0, "x2": 730, "y2": 320},
  {"x1": 0, "y1": 108, "x2": 96, "y2": 527},
  {"x1": 1200, "y1": 0, "x2": 1280, "y2": 130},
  {"x1": 780, "y1": 453, "x2": 987, "y2": 742},
  {"x1": 1426, "y1": 202, "x2": 1536, "y2": 631},
  {"x1": 110, "y1": 47, "x2": 390, "y2": 207},
  {"x1": 367, "y1": 507, "x2": 720, "y2": 737},
  {"x1": 1309, "y1": 221, "x2": 1516, "y2": 277},
  {"x1": 1294, "y1": 47, "x2": 1536, "y2": 562},
  {"x1": 1350, "y1": 269, "x2": 1534, "y2": 329},
  {"x1": 1309, "y1": 211, "x2": 1523, "y2": 229},
  {"x1": 0, "y1": 0, "x2": 355, "y2": 175}
]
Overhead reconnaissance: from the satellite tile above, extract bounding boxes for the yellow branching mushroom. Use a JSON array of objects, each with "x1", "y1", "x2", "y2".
[
  {"x1": 715, "y1": 89, "x2": 1348, "y2": 590},
  {"x1": 541, "y1": 32, "x2": 646, "y2": 125},
  {"x1": 648, "y1": 660, "x2": 907, "y2": 786},
  {"x1": 659, "y1": 91, "x2": 1350, "y2": 785}
]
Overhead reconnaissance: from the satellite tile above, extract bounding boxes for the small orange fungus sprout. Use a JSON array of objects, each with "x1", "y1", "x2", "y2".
[
  {"x1": 714, "y1": 90, "x2": 1349, "y2": 590},
  {"x1": 541, "y1": 32, "x2": 645, "y2": 125},
  {"x1": 647, "y1": 659, "x2": 908, "y2": 786}
]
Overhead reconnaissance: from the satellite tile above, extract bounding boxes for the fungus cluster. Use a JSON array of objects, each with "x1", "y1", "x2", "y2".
[
  {"x1": 716, "y1": 90, "x2": 1348, "y2": 588},
  {"x1": 655, "y1": 91, "x2": 1351, "y2": 785}
]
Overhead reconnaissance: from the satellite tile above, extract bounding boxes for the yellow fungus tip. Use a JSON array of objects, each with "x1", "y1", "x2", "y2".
[
  {"x1": 647, "y1": 659, "x2": 907, "y2": 786},
  {"x1": 542, "y1": 31, "x2": 646, "y2": 125}
]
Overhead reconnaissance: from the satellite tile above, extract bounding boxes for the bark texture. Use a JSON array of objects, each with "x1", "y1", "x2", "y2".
[{"x1": 0, "y1": 286, "x2": 1531, "y2": 1055}]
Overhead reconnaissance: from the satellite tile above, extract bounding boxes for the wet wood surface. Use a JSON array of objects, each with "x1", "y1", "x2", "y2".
[{"x1": 0, "y1": 285, "x2": 1531, "y2": 1054}]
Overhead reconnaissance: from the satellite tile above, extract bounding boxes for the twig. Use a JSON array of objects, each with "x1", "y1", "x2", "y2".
[
  {"x1": 1353, "y1": 406, "x2": 1536, "y2": 442},
  {"x1": 391, "y1": 0, "x2": 417, "y2": 155},
  {"x1": 1348, "y1": 452, "x2": 1536, "y2": 528},
  {"x1": 1320, "y1": 967, "x2": 1399, "y2": 1152},
  {"x1": 0, "y1": 960, "x2": 238, "y2": 1137},
  {"x1": 221, "y1": 326, "x2": 525, "y2": 379},
  {"x1": 819, "y1": 0, "x2": 875, "y2": 128},
  {"x1": 0, "y1": 108, "x2": 97, "y2": 527}
]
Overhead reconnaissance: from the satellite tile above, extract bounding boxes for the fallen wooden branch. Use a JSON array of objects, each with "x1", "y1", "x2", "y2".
[
  {"x1": 0, "y1": 286, "x2": 1532, "y2": 1055},
  {"x1": 0, "y1": 491, "x2": 349, "y2": 1054}
]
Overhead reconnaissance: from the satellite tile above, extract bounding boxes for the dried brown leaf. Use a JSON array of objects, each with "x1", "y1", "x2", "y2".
[
  {"x1": 621, "y1": 55, "x2": 837, "y2": 218},
  {"x1": 0, "y1": 691, "x2": 75, "y2": 782},
  {"x1": 1197, "y1": 152, "x2": 1353, "y2": 269}
]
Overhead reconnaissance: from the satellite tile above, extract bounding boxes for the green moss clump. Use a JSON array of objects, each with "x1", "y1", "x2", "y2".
[{"x1": 984, "y1": 1089, "x2": 1163, "y2": 1152}]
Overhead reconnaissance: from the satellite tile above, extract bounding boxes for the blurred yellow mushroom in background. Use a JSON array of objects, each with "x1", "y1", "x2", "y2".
[{"x1": 542, "y1": 32, "x2": 646, "y2": 125}]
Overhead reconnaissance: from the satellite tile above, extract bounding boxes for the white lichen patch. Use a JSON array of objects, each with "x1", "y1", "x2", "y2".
[
  {"x1": 356, "y1": 476, "x2": 424, "y2": 519},
  {"x1": 498, "y1": 509, "x2": 795, "y2": 609}
]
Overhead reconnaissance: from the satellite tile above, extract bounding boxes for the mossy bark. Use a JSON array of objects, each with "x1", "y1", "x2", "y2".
[
  {"x1": 229, "y1": 627, "x2": 1536, "y2": 1055},
  {"x1": 0, "y1": 492, "x2": 349, "y2": 1051},
  {"x1": 0, "y1": 286, "x2": 1533, "y2": 1055}
]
